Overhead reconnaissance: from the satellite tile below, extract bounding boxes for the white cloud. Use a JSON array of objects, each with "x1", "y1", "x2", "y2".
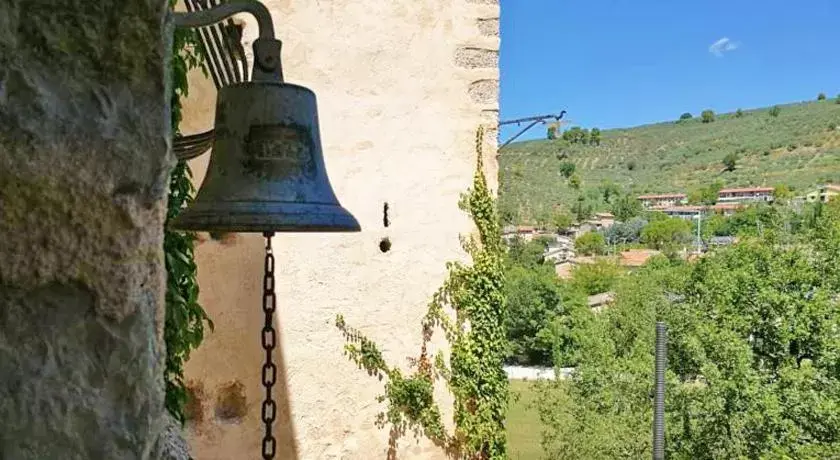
[{"x1": 709, "y1": 37, "x2": 739, "y2": 57}]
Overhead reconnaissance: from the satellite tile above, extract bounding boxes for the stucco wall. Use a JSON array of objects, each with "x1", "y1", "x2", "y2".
[{"x1": 179, "y1": 1, "x2": 499, "y2": 458}]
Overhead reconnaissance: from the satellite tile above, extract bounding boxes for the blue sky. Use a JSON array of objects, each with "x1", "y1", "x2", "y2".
[{"x1": 499, "y1": 0, "x2": 840, "y2": 142}]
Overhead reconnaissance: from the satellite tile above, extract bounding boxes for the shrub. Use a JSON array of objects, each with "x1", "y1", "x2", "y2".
[
  {"x1": 558, "y1": 161, "x2": 576, "y2": 178},
  {"x1": 627, "y1": 160, "x2": 636, "y2": 171},
  {"x1": 701, "y1": 109, "x2": 715, "y2": 123},
  {"x1": 679, "y1": 112, "x2": 693, "y2": 121},
  {"x1": 818, "y1": 92, "x2": 827, "y2": 101},
  {"x1": 830, "y1": 122, "x2": 838, "y2": 131},
  {"x1": 735, "y1": 108, "x2": 744, "y2": 118},
  {"x1": 722, "y1": 152, "x2": 738, "y2": 171},
  {"x1": 769, "y1": 105, "x2": 781, "y2": 117},
  {"x1": 574, "y1": 231, "x2": 606, "y2": 256}
]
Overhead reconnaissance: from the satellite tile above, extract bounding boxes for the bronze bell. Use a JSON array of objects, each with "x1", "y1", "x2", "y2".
[{"x1": 170, "y1": 32, "x2": 360, "y2": 233}]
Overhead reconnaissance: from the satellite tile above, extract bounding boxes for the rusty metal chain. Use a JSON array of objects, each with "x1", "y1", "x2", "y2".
[{"x1": 261, "y1": 232, "x2": 277, "y2": 459}]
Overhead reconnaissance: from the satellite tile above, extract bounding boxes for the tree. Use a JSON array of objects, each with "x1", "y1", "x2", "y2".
[
  {"x1": 688, "y1": 182, "x2": 723, "y2": 205},
  {"x1": 590, "y1": 127, "x2": 601, "y2": 146},
  {"x1": 547, "y1": 125, "x2": 558, "y2": 140},
  {"x1": 701, "y1": 109, "x2": 715, "y2": 123},
  {"x1": 552, "y1": 210, "x2": 574, "y2": 232},
  {"x1": 558, "y1": 161, "x2": 576, "y2": 178},
  {"x1": 575, "y1": 231, "x2": 606, "y2": 256},
  {"x1": 836, "y1": 94, "x2": 840, "y2": 104},
  {"x1": 538, "y1": 261, "x2": 684, "y2": 459},
  {"x1": 611, "y1": 193, "x2": 643, "y2": 222},
  {"x1": 505, "y1": 237, "x2": 548, "y2": 269},
  {"x1": 604, "y1": 216, "x2": 647, "y2": 245},
  {"x1": 773, "y1": 183, "x2": 793, "y2": 202},
  {"x1": 735, "y1": 108, "x2": 744, "y2": 118},
  {"x1": 562, "y1": 127, "x2": 590, "y2": 145},
  {"x1": 818, "y1": 92, "x2": 827, "y2": 101},
  {"x1": 722, "y1": 152, "x2": 738, "y2": 171},
  {"x1": 641, "y1": 217, "x2": 692, "y2": 251},
  {"x1": 569, "y1": 173, "x2": 582, "y2": 190},
  {"x1": 679, "y1": 112, "x2": 693, "y2": 121},
  {"x1": 569, "y1": 259, "x2": 622, "y2": 296},
  {"x1": 504, "y1": 264, "x2": 564, "y2": 366},
  {"x1": 627, "y1": 160, "x2": 637, "y2": 171},
  {"x1": 769, "y1": 105, "x2": 781, "y2": 117},
  {"x1": 666, "y1": 240, "x2": 840, "y2": 458},
  {"x1": 573, "y1": 195, "x2": 593, "y2": 222},
  {"x1": 599, "y1": 180, "x2": 622, "y2": 204}
]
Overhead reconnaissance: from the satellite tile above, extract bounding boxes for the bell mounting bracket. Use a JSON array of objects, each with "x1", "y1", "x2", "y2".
[{"x1": 173, "y1": 0, "x2": 284, "y2": 82}]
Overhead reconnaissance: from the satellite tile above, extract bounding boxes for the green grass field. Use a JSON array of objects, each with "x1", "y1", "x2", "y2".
[
  {"x1": 508, "y1": 380, "x2": 543, "y2": 460},
  {"x1": 499, "y1": 99, "x2": 840, "y2": 223}
]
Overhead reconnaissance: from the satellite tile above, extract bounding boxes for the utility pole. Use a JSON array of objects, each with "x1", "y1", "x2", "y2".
[
  {"x1": 653, "y1": 322, "x2": 667, "y2": 460},
  {"x1": 695, "y1": 213, "x2": 702, "y2": 254}
]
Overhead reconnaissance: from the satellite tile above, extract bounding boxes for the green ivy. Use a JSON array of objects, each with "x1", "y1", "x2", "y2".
[
  {"x1": 336, "y1": 127, "x2": 509, "y2": 459},
  {"x1": 165, "y1": 1, "x2": 213, "y2": 424}
]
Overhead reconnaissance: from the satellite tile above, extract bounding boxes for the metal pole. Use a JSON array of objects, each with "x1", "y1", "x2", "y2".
[{"x1": 653, "y1": 322, "x2": 667, "y2": 460}]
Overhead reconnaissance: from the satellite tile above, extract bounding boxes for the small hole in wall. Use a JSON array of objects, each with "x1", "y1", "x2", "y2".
[
  {"x1": 383, "y1": 202, "x2": 390, "y2": 227},
  {"x1": 379, "y1": 237, "x2": 392, "y2": 253}
]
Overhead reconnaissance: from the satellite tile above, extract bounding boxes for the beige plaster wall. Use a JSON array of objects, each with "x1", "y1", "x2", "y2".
[{"x1": 179, "y1": 1, "x2": 500, "y2": 458}]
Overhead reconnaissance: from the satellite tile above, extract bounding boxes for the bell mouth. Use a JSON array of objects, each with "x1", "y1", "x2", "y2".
[{"x1": 169, "y1": 201, "x2": 361, "y2": 233}]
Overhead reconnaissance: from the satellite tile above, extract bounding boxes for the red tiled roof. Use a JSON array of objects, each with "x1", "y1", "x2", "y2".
[
  {"x1": 620, "y1": 249, "x2": 661, "y2": 267},
  {"x1": 718, "y1": 187, "x2": 774, "y2": 194},
  {"x1": 637, "y1": 193, "x2": 686, "y2": 200}
]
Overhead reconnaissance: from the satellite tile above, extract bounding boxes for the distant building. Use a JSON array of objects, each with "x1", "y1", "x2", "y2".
[
  {"x1": 585, "y1": 212, "x2": 616, "y2": 230},
  {"x1": 637, "y1": 193, "x2": 687, "y2": 209},
  {"x1": 806, "y1": 184, "x2": 840, "y2": 203},
  {"x1": 660, "y1": 205, "x2": 704, "y2": 220},
  {"x1": 717, "y1": 187, "x2": 774, "y2": 204},
  {"x1": 710, "y1": 203, "x2": 743, "y2": 216},
  {"x1": 587, "y1": 292, "x2": 615, "y2": 313},
  {"x1": 544, "y1": 235, "x2": 575, "y2": 264},
  {"x1": 502, "y1": 225, "x2": 538, "y2": 243},
  {"x1": 708, "y1": 236, "x2": 737, "y2": 247}
]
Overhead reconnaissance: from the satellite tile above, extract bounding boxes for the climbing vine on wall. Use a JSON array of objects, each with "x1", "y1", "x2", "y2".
[
  {"x1": 165, "y1": 0, "x2": 213, "y2": 424},
  {"x1": 336, "y1": 127, "x2": 509, "y2": 459}
]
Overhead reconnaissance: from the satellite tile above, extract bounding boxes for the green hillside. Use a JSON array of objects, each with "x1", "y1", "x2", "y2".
[{"x1": 498, "y1": 99, "x2": 840, "y2": 224}]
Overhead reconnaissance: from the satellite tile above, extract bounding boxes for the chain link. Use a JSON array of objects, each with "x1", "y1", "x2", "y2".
[{"x1": 261, "y1": 232, "x2": 277, "y2": 460}]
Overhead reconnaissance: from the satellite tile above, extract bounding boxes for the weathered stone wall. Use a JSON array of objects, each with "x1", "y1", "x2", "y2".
[
  {"x1": 0, "y1": 1, "x2": 172, "y2": 459},
  {"x1": 179, "y1": 0, "x2": 500, "y2": 458}
]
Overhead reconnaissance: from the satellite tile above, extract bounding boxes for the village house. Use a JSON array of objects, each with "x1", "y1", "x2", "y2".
[
  {"x1": 637, "y1": 193, "x2": 687, "y2": 209},
  {"x1": 659, "y1": 205, "x2": 704, "y2": 220},
  {"x1": 502, "y1": 225, "x2": 538, "y2": 243},
  {"x1": 587, "y1": 212, "x2": 616, "y2": 229},
  {"x1": 805, "y1": 184, "x2": 840, "y2": 203},
  {"x1": 710, "y1": 203, "x2": 743, "y2": 216},
  {"x1": 717, "y1": 186, "x2": 774, "y2": 204}
]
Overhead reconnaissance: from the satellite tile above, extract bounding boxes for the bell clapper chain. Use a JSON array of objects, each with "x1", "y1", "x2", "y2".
[{"x1": 261, "y1": 232, "x2": 278, "y2": 459}]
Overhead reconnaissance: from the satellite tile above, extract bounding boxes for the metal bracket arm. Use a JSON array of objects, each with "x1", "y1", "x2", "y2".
[
  {"x1": 173, "y1": 0, "x2": 274, "y2": 39},
  {"x1": 173, "y1": 0, "x2": 283, "y2": 82}
]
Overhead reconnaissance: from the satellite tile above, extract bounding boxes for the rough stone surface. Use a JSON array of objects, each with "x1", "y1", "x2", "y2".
[
  {"x1": 0, "y1": 0, "x2": 172, "y2": 459},
  {"x1": 468, "y1": 79, "x2": 500, "y2": 105},
  {"x1": 454, "y1": 47, "x2": 499, "y2": 69},
  {"x1": 179, "y1": 1, "x2": 500, "y2": 459},
  {"x1": 476, "y1": 18, "x2": 500, "y2": 37},
  {"x1": 153, "y1": 414, "x2": 194, "y2": 460}
]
